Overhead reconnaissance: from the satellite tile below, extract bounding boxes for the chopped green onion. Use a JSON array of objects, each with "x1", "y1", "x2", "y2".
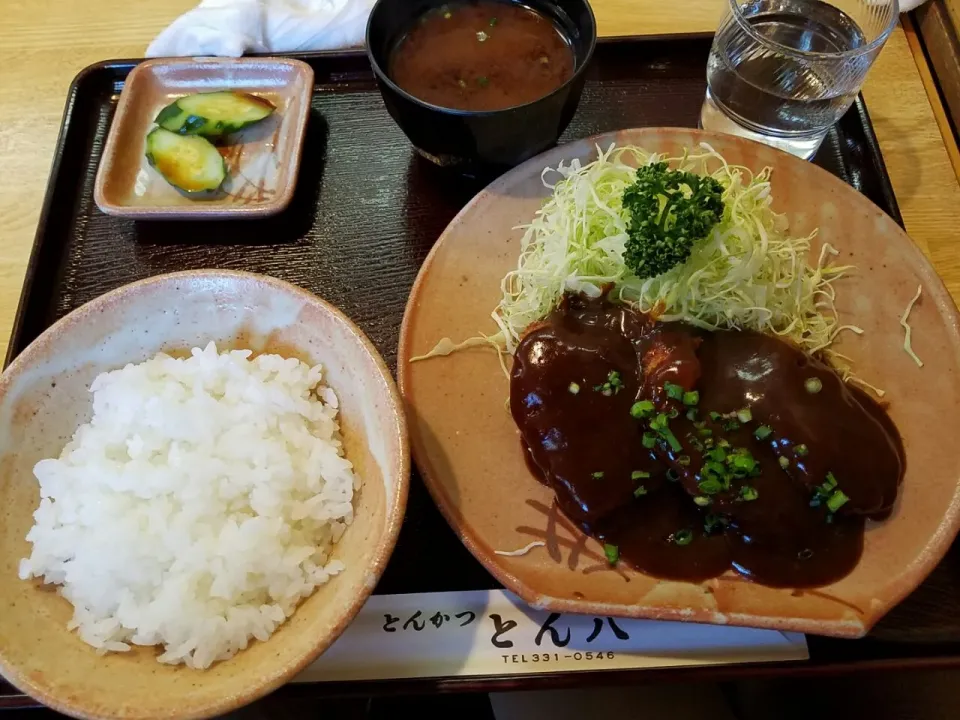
[
  {"x1": 604, "y1": 543, "x2": 619, "y2": 564},
  {"x1": 682, "y1": 390, "x2": 700, "y2": 406},
  {"x1": 642, "y1": 432, "x2": 657, "y2": 449},
  {"x1": 631, "y1": 470, "x2": 650, "y2": 480},
  {"x1": 686, "y1": 408, "x2": 699, "y2": 421},
  {"x1": 805, "y1": 377, "x2": 822, "y2": 394},
  {"x1": 666, "y1": 468, "x2": 680, "y2": 482},
  {"x1": 704, "y1": 460, "x2": 726, "y2": 477},
  {"x1": 717, "y1": 439, "x2": 730, "y2": 449},
  {"x1": 826, "y1": 489, "x2": 849, "y2": 513},
  {"x1": 568, "y1": 381, "x2": 580, "y2": 394},
  {"x1": 633, "y1": 485, "x2": 648, "y2": 497},
  {"x1": 443, "y1": 11, "x2": 452, "y2": 19},
  {"x1": 708, "y1": 447, "x2": 727, "y2": 463},
  {"x1": 754, "y1": 425, "x2": 773, "y2": 440},
  {"x1": 664, "y1": 382, "x2": 684, "y2": 401},
  {"x1": 593, "y1": 373, "x2": 620, "y2": 395},
  {"x1": 693, "y1": 495, "x2": 711, "y2": 507},
  {"x1": 630, "y1": 400, "x2": 654, "y2": 418},
  {"x1": 811, "y1": 473, "x2": 841, "y2": 511},
  {"x1": 677, "y1": 455, "x2": 691, "y2": 466},
  {"x1": 736, "y1": 407, "x2": 753, "y2": 423},
  {"x1": 647, "y1": 412, "x2": 682, "y2": 450},
  {"x1": 698, "y1": 478, "x2": 723, "y2": 495},
  {"x1": 795, "y1": 443, "x2": 809, "y2": 456},
  {"x1": 668, "y1": 407, "x2": 680, "y2": 419},
  {"x1": 489, "y1": 16, "x2": 498, "y2": 26},
  {"x1": 698, "y1": 427, "x2": 713, "y2": 437},
  {"x1": 477, "y1": 76, "x2": 489, "y2": 87},
  {"x1": 731, "y1": 454, "x2": 757, "y2": 474},
  {"x1": 709, "y1": 411, "x2": 722, "y2": 422},
  {"x1": 591, "y1": 471, "x2": 604, "y2": 479},
  {"x1": 778, "y1": 456, "x2": 790, "y2": 469},
  {"x1": 661, "y1": 428, "x2": 683, "y2": 452},
  {"x1": 722, "y1": 419, "x2": 741, "y2": 431},
  {"x1": 703, "y1": 514, "x2": 726, "y2": 533},
  {"x1": 740, "y1": 485, "x2": 759, "y2": 501},
  {"x1": 673, "y1": 529, "x2": 693, "y2": 546}
]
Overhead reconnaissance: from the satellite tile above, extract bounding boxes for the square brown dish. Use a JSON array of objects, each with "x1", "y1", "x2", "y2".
[{"x1": 94, "y1": 57, "x2": 314, "y2": 219}]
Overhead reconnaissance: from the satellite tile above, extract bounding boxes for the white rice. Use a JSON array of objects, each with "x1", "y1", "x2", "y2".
[{"x1": 18, "y1": 341, "x2": 357, "y2": 669}]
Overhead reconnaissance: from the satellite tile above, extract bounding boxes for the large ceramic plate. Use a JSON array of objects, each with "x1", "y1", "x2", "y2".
[{"x1": 398, "y1": 128, "x2": 960, "y2": 637}]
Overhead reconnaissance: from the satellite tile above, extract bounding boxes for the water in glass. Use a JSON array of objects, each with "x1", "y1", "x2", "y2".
[{"x1": 701, "y1": 0, "x2": 896, "y2": 159}]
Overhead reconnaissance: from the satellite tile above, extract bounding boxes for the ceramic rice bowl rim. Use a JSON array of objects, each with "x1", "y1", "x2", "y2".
[
  {"x1": 397, "y1": 127, "x2": 960, "y2": 636},
  {"x1": 0, "y1": 269, "x2": 410, "y2": 719}
]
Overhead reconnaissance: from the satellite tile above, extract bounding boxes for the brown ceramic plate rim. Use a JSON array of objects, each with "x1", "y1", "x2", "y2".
[
  {"x1": 93, "y1": 58, "x2": 314, "y2": 220},
  {"x1": 0, "y1": 269, "x2": 410, "y2": 719},
  {"x1": 397, "y1": 127, "x2": 960, "y2": 636}
]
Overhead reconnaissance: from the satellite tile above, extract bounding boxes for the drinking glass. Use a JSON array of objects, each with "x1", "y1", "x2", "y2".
[{"x1": 700, "y1": 0, "x2": 898, "y2": 159}]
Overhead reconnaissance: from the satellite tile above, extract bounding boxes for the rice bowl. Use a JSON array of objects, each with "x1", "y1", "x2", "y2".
[{"x1": 0, "y1": 270, "x2": 408, "y2": 719}]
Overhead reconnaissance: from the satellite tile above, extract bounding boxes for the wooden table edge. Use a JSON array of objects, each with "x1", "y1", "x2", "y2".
[{"x1": 905, "y1": 9, "x2": 960, "y2": 182}]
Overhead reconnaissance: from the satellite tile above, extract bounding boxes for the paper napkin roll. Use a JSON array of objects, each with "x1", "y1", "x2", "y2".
[
  {"x1": 146, "y1": 0, "x2": 375, "y2": 58},
  {"x1": 899, "y1": 0, "x2": 926, "y2": 11}
]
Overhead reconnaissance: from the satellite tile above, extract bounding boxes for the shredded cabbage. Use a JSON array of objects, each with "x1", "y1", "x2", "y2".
[
  {"x1": 900, "y1": 285, "x2": 924, "y2": 368},
  {"x1": 493, "y1": 142, "x2": 857, "y2": 359}
]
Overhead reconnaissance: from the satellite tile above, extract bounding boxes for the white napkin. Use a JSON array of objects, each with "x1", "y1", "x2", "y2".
[
  {"x1": 146, "y1": 0, "x2": 375, "y2": 58},
  {"x1": 900, "y1": 0, "x2": 927, "y2": 11}
]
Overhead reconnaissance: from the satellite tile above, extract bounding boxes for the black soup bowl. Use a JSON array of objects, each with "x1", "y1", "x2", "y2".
[{"x1": 366, "y1": 0, "x2": 597, "y2": 169}]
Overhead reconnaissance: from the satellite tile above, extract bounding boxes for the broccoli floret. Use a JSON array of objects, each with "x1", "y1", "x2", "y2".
[{"x1": 622, "y1": 162, "x2": 725, "y2": 279}]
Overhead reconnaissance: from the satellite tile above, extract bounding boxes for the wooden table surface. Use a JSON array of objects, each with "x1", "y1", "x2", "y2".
[{"x1": 0, "y1": 0, "x2": 959, "y2": 362}]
